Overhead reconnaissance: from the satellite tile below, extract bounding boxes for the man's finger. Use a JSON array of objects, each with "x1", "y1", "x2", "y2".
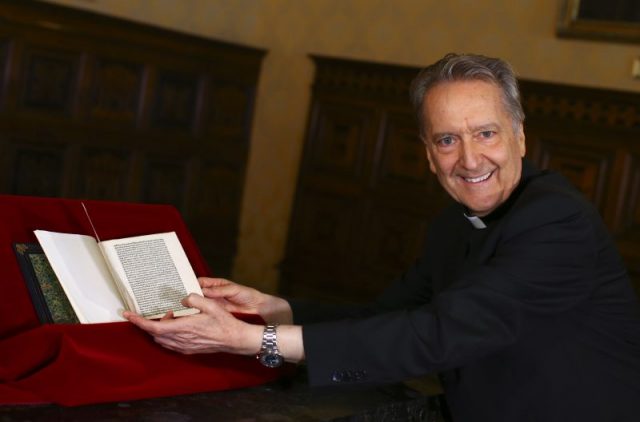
[
  {"x1": 181, "y1": 293, "x2": 225, "y2": 315},
  {"x1": 124, "y1": 310, "x2": 184, "y2": 335},
  {"x1": 123, "y1": 311, "x2": 162, "y2": 333},
  {"x1": 160, "y1": 310, "x2": 175, "y2": 321},
  {"x1": 201, "y1": 283, "x2": 238, "y2": 299},
  {"x1": 198, "y1": 277, "x2": 229, "y2": 288}
]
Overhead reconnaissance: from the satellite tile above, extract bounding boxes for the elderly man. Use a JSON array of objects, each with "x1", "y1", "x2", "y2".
[{"x1": 126, "y1": 53, "x2": 640, "y2": 421}]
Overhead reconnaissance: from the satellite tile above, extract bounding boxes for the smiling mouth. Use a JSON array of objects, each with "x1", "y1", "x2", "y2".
[{"x1": 463, "y1": 171, "x2": 493, "y2": 184}]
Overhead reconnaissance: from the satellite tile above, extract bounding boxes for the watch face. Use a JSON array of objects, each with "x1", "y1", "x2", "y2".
[{"x1": 259, "y1": 351, "x2": 284, "y2": 368}]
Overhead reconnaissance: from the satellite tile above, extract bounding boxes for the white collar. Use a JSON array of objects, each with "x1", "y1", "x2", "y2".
[{"x1": 464, "y1": 213, "x2": 487, "y2": 229}]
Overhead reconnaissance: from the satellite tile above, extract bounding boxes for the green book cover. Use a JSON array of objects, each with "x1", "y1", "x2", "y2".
[{"x1": 14, "y1": 243, "x2": 79, "y2": 324}]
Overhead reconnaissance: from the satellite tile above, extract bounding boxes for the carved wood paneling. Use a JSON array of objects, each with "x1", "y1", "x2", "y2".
[
  {"x1": 150, "y1": 70, "x2": 199, "y2": 131},
  {"x1": 294, "y1": 192, "x2": 360, "y2": 258},
  {"x1": 613, "y1": 151, "x2": 640, "y2": 244},
  {"x1": 377, "y1": 113, "x2": 427, "y2": 184},
  {"x1": 0, "y1": 0, "x2": 264, "y2": 276},
  {"x1": 88, "y1": 59, "x2": 143, "y2": 123},
  {"x1": 207, "y1": 81, "x2": 254, "y2": 136},
  {"x1": 192, "y1": 162, "x2": 243, "y2": 223},
  {"x1": 281, "y1": 190, "x2": 365, "y2": 301},
  {"x1": 373, "y1": 111, "x2": 448, "y2": 208},
  {"x1": 616, "y1": 150, "x2": 640, "y2": 288},
  {"x1": 529, "y1": 135, "x2": 613, "y2": 212},
  {"x1": 11, "y1": 143, "x2": 65, "y2": 197},
  {"x1": 358, "y1": 206, "x2": 428, "y2": 292},
  {"x1": 19, "y1": 47, "x2": 79, "y2": 113},
  {"x1": 281, "y1": 57, "x2": 447, "y2": 302},
  {"x1": 522, "y1": 87, "x2": 640, "y2": 129},
  {"x1": 76, "y1": 148, "x2": 130, "y2": 200},
  {"x1": 307, "y1": 102, "x2": 373, "y2": 181},
  {"x1": 142, "y1": 158, "x2": 188, "y2": 209},
  {"x1": 282, "y1": 57, "x2": 640, "y2": 302},
  {"x1": 520, "y1": 80, "x2": 640, "y2": 295},
  {"x1": 187, "y1": 160, "x2": 243, "y2": 273}
]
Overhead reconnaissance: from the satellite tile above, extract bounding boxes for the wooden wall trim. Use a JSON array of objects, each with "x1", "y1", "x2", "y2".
[
  {"x1": 521, "y1": 80, "x2": 640, "y2": 129},
  {"x1": 312, "y1": 55, "x2": 418, "y2": 102}
]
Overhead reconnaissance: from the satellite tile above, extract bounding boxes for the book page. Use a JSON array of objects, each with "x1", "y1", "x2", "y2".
[
  {"x1": 99, "y1": 232, "x2": 202, "y2": 319},
  {"x1": 33, "y1": 230, "x2": 126, "y2": 323}
]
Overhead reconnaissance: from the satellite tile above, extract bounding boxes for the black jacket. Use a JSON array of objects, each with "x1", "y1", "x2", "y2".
[{"x1": 293, "y1": 160, "x2": 640, "y2": 421}]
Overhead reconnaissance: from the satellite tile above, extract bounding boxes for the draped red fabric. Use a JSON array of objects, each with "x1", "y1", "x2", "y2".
[{"x1": 0, "y1": 195, "x2": 283, "y2": 406}]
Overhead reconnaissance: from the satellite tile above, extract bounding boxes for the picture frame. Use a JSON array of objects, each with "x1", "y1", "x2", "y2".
[{"x1": 557, "y1": 0, "x2": 640, "y2": 44}]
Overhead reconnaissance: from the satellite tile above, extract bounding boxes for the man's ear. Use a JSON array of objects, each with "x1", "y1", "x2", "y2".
[
  {"x1": 424, "y1": 143, "x2": 437, "y2": 174},
  {"x1": 517, "y1": 124, "x2": 526, "y2": 157}
]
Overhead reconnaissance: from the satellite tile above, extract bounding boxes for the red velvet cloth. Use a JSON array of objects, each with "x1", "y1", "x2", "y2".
[{"x1": 0, "y1": 195, "x2": 282, "y2": 406}]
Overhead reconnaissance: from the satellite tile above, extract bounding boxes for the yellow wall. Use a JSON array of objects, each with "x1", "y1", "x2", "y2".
[{"x1": 44, "y1": 0, "x2": 640, "y2": 292}]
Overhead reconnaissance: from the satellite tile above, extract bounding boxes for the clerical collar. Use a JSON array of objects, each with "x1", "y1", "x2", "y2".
[{"x1": 464, "y1": 213, "x2": 487, "y2": 229}]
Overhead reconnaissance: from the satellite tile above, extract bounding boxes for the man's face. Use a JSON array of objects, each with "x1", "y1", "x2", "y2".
[{"x1": 422, "y1": 80, "x2": 525, "y2": 217}]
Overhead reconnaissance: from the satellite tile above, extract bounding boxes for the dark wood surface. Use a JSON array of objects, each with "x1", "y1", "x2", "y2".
[
  {"x1": 0, "y1": 0, "x2": 263, "y2": 276},
  {"x1": 1, "y1": 369, "x2": 447, "y2": 422},
  {"x1": 280, "y1": 55, "x2": 640, "y2": 303}
]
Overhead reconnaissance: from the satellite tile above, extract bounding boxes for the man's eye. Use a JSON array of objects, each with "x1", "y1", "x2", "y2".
[
  {"x1": 437, "y1": 136, "x2": 454, "y2": 146},
  {"x1": 479, "y1": 130, "x2": 495, "y2": 139}
]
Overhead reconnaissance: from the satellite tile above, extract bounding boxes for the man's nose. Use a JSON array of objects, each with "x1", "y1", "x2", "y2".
[{"x1": 459, "y1": 140, "x2": 480, "y2": 169}]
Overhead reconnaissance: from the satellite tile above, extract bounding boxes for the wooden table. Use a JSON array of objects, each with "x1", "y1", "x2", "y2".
[{"x1": 1, "y1": 368, "x2": 448, "y2": 421}]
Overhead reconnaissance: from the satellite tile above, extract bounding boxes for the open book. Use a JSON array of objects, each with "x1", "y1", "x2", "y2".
[{"x1": 34, "y1": 230, "x2": 203, "y2": 324}]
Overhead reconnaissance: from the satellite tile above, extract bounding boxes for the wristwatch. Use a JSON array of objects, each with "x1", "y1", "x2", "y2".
[{"x1": 257, "y1": 324, "x2": 284, "y2": 368}]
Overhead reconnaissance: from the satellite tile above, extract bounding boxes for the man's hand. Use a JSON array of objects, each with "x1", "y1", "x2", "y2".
[
  {"x1": 124, "y1": 293, "x2": 306, "y2": 363},
  {"x1": 123, "y1": 293, "x2": 262, "y2": 355},
  {"x1": 198, "y1": 277, "x2": 293, "y2": 324}
]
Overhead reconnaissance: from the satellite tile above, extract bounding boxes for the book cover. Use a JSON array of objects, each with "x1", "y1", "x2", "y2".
[{"x1": 13, "y1": 242, "x2": 79, "y2": 324}]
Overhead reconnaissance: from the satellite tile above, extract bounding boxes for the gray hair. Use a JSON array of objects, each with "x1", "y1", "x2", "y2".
[{"x1": 409, "y1": 53, "x2": 525, "y2": 137}]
